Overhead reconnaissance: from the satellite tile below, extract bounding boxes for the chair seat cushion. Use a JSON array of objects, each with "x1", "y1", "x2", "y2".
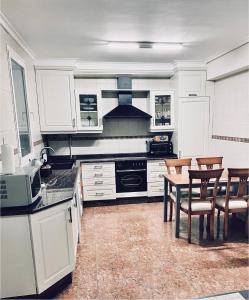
[
  {"x1": 181, "y1": 199, "x2": 212, "y2": 211},
  {"x1": 216, "y1": 197, "x2": 247, "y2": 209}
]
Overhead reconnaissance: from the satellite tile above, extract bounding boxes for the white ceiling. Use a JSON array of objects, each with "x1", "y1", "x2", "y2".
[{"x1": 1, "y1": 0, "x2": 248, "y2": 63}]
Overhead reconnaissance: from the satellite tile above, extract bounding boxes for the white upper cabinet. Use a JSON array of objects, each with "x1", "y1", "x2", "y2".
[
  {"x1": 178, "y1": 71, "x2": 206, "y2": 97},
  {"x1": 149, "y1": 90, "x2": 174, "y2": 132},
  {"x1": 75, "y1": 89, "x2": 103, "y2": 132},
  {"x1": 36, "y1": 70, "x2": 77, "y2": 133}
]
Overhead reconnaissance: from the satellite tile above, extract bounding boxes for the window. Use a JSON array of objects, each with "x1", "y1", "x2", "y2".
[{"x1": 9, "y1": 51, "x2": 32, "y2": 159}]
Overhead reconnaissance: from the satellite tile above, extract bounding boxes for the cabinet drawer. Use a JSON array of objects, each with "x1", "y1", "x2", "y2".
[
  {"x1": 148, "y1": 182, "x2": 164, "y2": 197},
  {"x1": 83, "y1": 185, "x2": 116, "y2": 201},
  {"x1": 83, "y1": 177, "x2": 115, "y2": 186},
  {"x1": 81, "y1": 162, "x2": 115, "y2": 179},
  {"x1": 147, "y1": 170, "x2": 165, "y2": 182},
  {"x1": 147, "y1": 160, "x2": 166, "y2": 172}
]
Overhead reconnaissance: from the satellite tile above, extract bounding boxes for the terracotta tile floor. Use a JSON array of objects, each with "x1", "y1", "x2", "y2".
[{"x1": 57, "y1": 202, "x2": 249, "y2": 299}]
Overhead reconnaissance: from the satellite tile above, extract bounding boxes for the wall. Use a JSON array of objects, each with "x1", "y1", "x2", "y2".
[
  {"x1": 0, "y1": 25, "x2": 43, "y2": 169},
  {"x1": 208, "y1": 70, "x2": 249, "y2": 167}
]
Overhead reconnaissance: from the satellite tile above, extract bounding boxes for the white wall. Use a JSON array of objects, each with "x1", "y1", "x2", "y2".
[
  {"x1": 209, "y1": 70, "x2": 249, "y2": 167},
  {"x1": 0, "y1": 25, "x2": 43, "y2": 168}
]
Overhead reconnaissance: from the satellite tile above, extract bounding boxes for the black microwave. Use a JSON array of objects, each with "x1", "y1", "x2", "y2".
[{"x1": 147, "y1": 141, "x2": 173, "y2": 156}]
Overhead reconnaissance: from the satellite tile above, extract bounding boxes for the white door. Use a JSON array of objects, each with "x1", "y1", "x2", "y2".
[
  {"x1": 178, "y1": 97, "x2": 209, "y2": 158},
  {"x1": 30, "y1": 201, "x2": 74, "y2": 293},
  {"x1": 36, "y1": 70, "x2": 76, "y2": 132}
]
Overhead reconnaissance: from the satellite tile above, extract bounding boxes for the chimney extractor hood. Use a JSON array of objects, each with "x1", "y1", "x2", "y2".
[{"x1": 103, "y1": 77, "x2": 152, "y2": 119}]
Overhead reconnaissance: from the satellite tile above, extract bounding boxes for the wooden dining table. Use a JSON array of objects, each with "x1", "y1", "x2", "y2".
[{"x1": 163, "y1": 171, "x2": 245, "y2": 238}]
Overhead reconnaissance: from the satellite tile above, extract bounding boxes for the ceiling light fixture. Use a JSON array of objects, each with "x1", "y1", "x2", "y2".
[{"x1": 107, "y1": 41, "x2": 183, "y2": 50}]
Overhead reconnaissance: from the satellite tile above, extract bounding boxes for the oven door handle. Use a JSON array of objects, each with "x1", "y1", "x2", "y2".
[{"x1": 116, "y1": 169, "x2": 147, "y2": 173}]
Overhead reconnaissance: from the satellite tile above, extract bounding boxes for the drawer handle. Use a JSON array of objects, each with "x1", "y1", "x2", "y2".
[
  {"x1": 95, "y1": 192, "x2": 104, "y2": 196},
  {"x1": 188, "y1": 93, "x2": 197, "y2": 97},
  {"x1": 94, "y1": 166, "x2": 103, "y2": 169},
  {"x1": 94, "y1": 173, "x2": 103, "y2": 177},
  {"x1": 159, "y1": 188, "x2": 164, "y2": 191},
  {"x1": 159, "y1": 174, "x2": 164, "y2": 178},
  {"x1": 95, "y1": 180, "x2": 103, "y2": 185}
]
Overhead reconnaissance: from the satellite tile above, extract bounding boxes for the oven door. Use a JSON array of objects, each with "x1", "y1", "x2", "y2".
[{"x1": 116, "y1": 170, "x2": 147, "y2": 193}]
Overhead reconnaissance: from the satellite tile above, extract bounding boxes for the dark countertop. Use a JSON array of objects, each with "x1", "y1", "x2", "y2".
[
  {"x1": 1, "y1": 167, "x2": 79, "y2": 216},
  {"x1": 48, "y1": 153, "x2": 177, "y2": 164}
]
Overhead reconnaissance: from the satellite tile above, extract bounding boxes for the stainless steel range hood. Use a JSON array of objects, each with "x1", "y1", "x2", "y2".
[{"x1": 103, "y1": 76, "x2": 152, "y2": 119}]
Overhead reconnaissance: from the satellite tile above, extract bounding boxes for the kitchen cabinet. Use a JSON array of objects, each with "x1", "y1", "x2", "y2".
[
  {"x1": 147, "y1": 160, "x2": 166, "y2": 197},
  {"x1": 149, "y1": 90, "x2": 174, "y2": 132},
  {"x1": 177, "y1": 97, "x2": 209, "y2": 158},
  {"x1": 0, "y1": 215, "x2": 37, "y2": 298},
  {"x1": 177, "y1": 71, "x2": 206, "y2": 97},
  {"x1": 75, "y1": 90, "x2": 103, "y2": 132},
  {"x1": 36, "y1": 70, "x2": 77, "y2": 133},
  {"x1": 81, "y1": 162, "x2": 116, "y2": 201},
  {"x1": 30, "y1": 201, "x2": 75, "y2": 294}
]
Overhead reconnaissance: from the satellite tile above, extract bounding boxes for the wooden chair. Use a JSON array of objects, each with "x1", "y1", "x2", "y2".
[
  {"x1": 196, "y1": 156, "x2": 224, "y2": 195},
  {"x1": 196, "y1": 156, "x2": 223, "y2": 170},
  {"x1": 181, "y1": 168, "x2": 224, "y2": 243},
  {"x1": 165, "y1": 158, "x2": 192, "y2": 221},
  {"x1": 215, "y1": 168, "x2": 249, "y2": 240}
]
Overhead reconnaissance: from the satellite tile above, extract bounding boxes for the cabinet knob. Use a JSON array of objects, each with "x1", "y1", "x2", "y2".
[{"x1": 72, "y1": 118, "x2": 76, "y2": 128}]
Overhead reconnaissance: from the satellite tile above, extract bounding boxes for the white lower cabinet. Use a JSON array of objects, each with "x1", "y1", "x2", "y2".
[
  {"x1": 30, "y1": 201, "x2": 75, "y2": 294},
  {"x1": 81, "y1": 162, "x2": 116, "y2": 201},
  {"x1": 0, "y1": 215, "x2": 37, "y2": 298},
  {"x1": 147, "y1": 160, "x2": 166, "y2": 197}
]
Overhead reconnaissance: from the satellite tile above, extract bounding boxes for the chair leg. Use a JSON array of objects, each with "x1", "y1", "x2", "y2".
[
  {"x1": 206, "y1": 214, "x2": 210, "y2": 239},
  {"x1": 169, "y1": 199, "x2": 173, "y2": 221},
  {"x1": 217, "y1": 209, "x2": 221, "y2": 239},
  {"x1": 199, "y1": 215, "x2": 204, "y2": 240},
  {"x1": 245, "y1": 211, "x2": 249, "y2": 238},
  {"x1": 210, "y1": 213, "x2": 215, "y2": 241},
  {"x1": 223, "y1": 211, "x2": 229, "y2": 240},
  {"x1": 188, "y1": 214, "x2": 192, "y2": 243}
]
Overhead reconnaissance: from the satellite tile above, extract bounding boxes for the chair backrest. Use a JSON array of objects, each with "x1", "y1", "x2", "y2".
[
  {"x1": 165, "y1": 158, "x2": 192, "y2": 174},
  {"x1": 226, "y1": 168, "x2": 249, "y2": 201},
  {"x1": 188, "y1": 169, "x2": 224, "y2": 203},
  {"x1": 196, "y1": 156, "x2": 223, "y2": 170}
]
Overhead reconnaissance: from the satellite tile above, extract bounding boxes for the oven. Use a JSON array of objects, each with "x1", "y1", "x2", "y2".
[{"x1": 115, "y1": 160, "x2": 147, "y2": 194}]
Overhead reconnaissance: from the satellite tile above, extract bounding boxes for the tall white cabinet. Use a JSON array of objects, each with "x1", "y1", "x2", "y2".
[
  {"x1": 36, "y1": 70, "x2": 77, "y2": 133},
  {"x1": 171, "y1": 70, "x2": 210, "y2": 159},
  {"x1": 178, "y1": 97, "x2": 209, "y2": 158}
]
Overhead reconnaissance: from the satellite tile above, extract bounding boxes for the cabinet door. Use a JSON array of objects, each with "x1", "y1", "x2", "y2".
[
  {"x1": 1, "y1": 216, "x2": 36, "y2": 298},
  {"x1": 178, "y1": 97, "x2": 209, "y2": 158},
  {"x1": 30, "y1": 201, "x2": 74, "y2": 293},
  {"x1": 71, "y1": 195, "x2": 79, "y2": 259},
  {"x1": 178, "y1": 71, "x2": 206, "y2": 97},
  {"x1": 75, "y1": 90, "x2": 103, "y2": 132},
  {"x1": 150, "y1": 90, "x2": 174, "y2": 132},
  {"x1": 36, "y1": 70, "x2": 76, "y2": 133}
]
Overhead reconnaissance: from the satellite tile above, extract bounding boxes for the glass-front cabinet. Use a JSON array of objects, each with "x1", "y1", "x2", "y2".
[
  {"x1": 149, "y1": 90, "x2": 174, "y2": 131},
  {"x1": 76, "y1": 90, "x2": 103, "y2": 132}
]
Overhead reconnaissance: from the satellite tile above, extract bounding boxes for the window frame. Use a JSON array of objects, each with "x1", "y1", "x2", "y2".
[{"x1": 7, "y1": 46, "x2": 34, "y2": 166}]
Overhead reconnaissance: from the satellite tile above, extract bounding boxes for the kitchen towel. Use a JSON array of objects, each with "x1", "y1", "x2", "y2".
[{"x1": 1, "y1": 144, "x2": 15, "y2": 174}]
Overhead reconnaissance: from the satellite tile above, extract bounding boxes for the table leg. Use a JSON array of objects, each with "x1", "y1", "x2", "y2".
[
  {"x1": 175, "y1": 186, "x2": 181, "y2": 238},
  {"x1": 164, "y1": 177, "x2": 168, "y2": 222}
]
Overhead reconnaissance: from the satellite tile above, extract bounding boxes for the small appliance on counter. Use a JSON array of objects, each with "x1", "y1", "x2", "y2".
[
  {"x1": 0, "y1": 165, "x2": 41, "y2": 208},
  {"x1": 147, "y1": 133, "x2": 174, "y2": 156}
]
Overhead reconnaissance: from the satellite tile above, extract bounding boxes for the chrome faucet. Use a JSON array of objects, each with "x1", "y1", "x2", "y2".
[{"x1": 40, "y1": 147, "x2": 55, "y2": 163}]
